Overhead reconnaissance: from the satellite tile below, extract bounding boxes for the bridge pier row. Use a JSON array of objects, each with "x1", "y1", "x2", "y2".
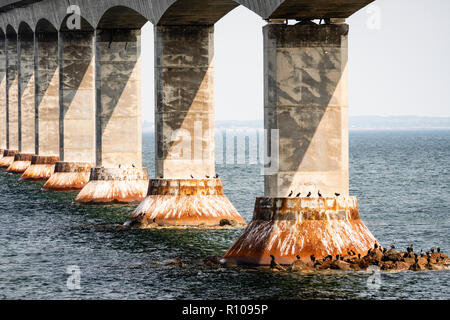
[
  {"x1": 75, "y1": 29, "x2": 148, "y2": 204},
  {"x1": 225, "y1": 22, "x2": 376, "y2": 265},
  {"x1": 0, "y1": 30, "x2": 19, "y2": 169},
  {"x1": 7, "y1": 30, "x2": 35, "y2": 174},
  {"x1": 127, "y1": 26, "x2": 245, "y2": 228},
  {"x1": 43, "y1": 31, "x2": 95, "y2": 191},
  {"x1": 21, "y1": 31, "x2": 60, "y2": 181}
]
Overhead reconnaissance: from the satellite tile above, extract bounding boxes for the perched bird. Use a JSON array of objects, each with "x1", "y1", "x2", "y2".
[
  {"x1": 307, "y1": 192, "x2": 312, "y2": 198},
  {"x1": 118, "y1": 164, "x2": 121, "y2": 168},
  {"x1": 318, "y1": 191, "x2": 322, "y2": 198},
  {"x1": 358, "y1": 253, "x2": 361, "y2": 259},
  {"x1": 206, "y1": 175, "x2": 210, "y2": 179},
  {"x1": 288, "y1": 190, "x2": 293, "y2": 197},
  {"x1": 190, "y1": 174, "x2": 194, "y2": 179},
  {"x1": 310, "y1": 254, "x2": 316, "y2": 262},
  {"x1": 296, "y1": 192, "x2": 301, "y2": 197},
  {"x1": 374, "y1": 243, "x2": 379, "y2": 249},
  {"x1": 296, "y1": 255, "x2": 301, "y2": 260},
  {"x1": 390, "y1": 244, "x2": 395, "y2": 249},
  {"x1": 335, "y1": 193, "x2": 340, "y2": 197},
  {"x1": 437, "y1": 247, "x2": 441, "y2": 253},
  {"x1": 335, "y1": 255, "x2": 340, "y2": 261},
  {"x1": 270, "y1": 255, "x2": 285, "y2": 271},
  {"x1": 132, "y1": 164, "x2": 135, "y2": 168},
  {"x1": 215, "y1": 173, "x2": 219, "y2": 178},
  {"x1": 431, "y1": 248, "x2": 435, "y2": 253}
]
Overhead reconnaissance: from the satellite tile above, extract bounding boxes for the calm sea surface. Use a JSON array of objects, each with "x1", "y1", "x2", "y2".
[{"x1": 0, "y1": 130, "x2": 449, "y2": 300}]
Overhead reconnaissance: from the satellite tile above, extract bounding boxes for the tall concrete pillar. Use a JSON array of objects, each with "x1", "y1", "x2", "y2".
[
  {"x1": 7, "y1": 30, "x2": 36, "y2": 174},
  {"x1": 75, "y1": 29, "x2": 148, "y2": 203},
  {"x1": 43, "y1": 31, "x2": 95, "y2": 191},
  {"x1": 126, "y1": 26, "x2": 245, "y2": 228},
  {"x1": 21, "y1": 31, "x2": 60, "y2": 181},
  {"x1": 0, "y1": 30, "x2": 19, "y2": 169},
  {"x1": 225, "y1": 22, "x2": 376, "y2": 265},
  {"x1": 0, "y1": 34, "x2": 7, "y2": 156}
]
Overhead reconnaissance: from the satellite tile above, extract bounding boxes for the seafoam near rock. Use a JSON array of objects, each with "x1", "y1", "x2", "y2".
[
  {"x1": 224, "y1": 196, "x2": 377, "y2": 265},
  {"x1": 6, "y1": 153, "x2": 34, "y2": 174},
  {"x1": 21, "y1": 155, "x2": 59, "y2": 181},
  {"x1": 126, "y1": 179, "x2": 246, "y2": 228},
  {"x1": 43, "y1": 162, "x2": 94, "y2": 191},
  {"x1": 75, "y1": 167, "x2": 149, "y2": 204}
]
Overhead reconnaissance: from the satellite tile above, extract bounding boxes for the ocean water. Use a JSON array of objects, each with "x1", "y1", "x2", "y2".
[{"x1": 0, "y1": 130, "x2": 449, "y2": 300}]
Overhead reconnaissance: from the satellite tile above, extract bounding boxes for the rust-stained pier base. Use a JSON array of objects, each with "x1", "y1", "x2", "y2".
[
  {"x1": 43, "y1": 162, "x2": 94, "y2": 191},
  {"x1": 224, "y1": 197, "x2": 375, "y2": 265},
  {"x1": 126, "y1": 179, "x2": 246, "y2": 228},
  {"x1": 6, "y1": 153, "x2": 34, "y2": 174},
  {"x1": 0, "y1": 149, "x2": 18, "y2": 168},
  {"x1": 224, "y1": 22, "x2": 377, "y2": 265},
  {"x1": 75, "y1": 167, "x2": 149, "y2": 204},
  {"x1": 21, "y1": 155, "x2": 59, "y2": 181}
]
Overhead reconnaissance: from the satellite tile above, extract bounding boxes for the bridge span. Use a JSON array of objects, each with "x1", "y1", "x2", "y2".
[{"x1": 0, "y1": 0, "x2": 377, "y2": 265}]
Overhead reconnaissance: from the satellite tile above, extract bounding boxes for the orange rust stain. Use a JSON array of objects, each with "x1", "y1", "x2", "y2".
[
  {"x1": 128, "y1": 179, "x2": 246, "y2": 228},
  {"x1": 43, "y1": 162, "x2": 94, "y2": 191},
  {"x1": 224, "y1": 197, "x2": 377, "y2": 265}
]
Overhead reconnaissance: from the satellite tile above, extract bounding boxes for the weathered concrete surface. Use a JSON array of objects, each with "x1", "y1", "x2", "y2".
[
  {"x1": 43, "y1": 161, "x2": 94, "y2": 191},
  {"x1": 0, "y1": 149, "x2": 18, "y2": 168},
  {"x1": 127, "y1": 179, "x2": 246, "y2": 228},
  {"x1": 6, "y1": 30, "x2": 19, "y2": 151},
  {"x1": 155, "y1": 25, "x2": 215, "y2": 179},
  {"x1": 35, "y1": 31, "x2": 59, "y2": 157},
  {"x1": 21, "y1": 154, "x2": 59, "y2": 181},
  {"x1": 95, "y1": 29, "x2": 142, "y2": 168},
  {"x1": 6, "y1": 152, "x2": 33, "y2": 173},
  {"x1": 224, "y1": 197, "x2": 376, "y2": 265},
  {"x1": 18, "y1": 30, "x2": 35, "y2": 154},
  {"x1": 0, "y1": 35, "x2": 6, "y2": 149},
  {"x1": 264, "y1": 23, "x2": 349, "y2": 198},
  {"x1": 59, "y1": 31, "x2": 95, "y2": 164},
  {"x1": 75, "y1": 167, "x2": 149, "y2": 204}
]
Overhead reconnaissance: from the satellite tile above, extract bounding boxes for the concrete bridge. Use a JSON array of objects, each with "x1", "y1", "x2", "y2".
[{"x1": 0, "y1": 0, "x2": 377, "y2": 265}]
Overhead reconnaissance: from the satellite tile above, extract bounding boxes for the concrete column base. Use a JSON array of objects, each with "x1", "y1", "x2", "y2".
[
  {"x1": 21, "y1": 155, "x2": 59, "y2": 181},
  {"x1": 75, "y1": 167, "x2": 149, "y2": 204},
  {"x1": 6, "y1": 153, "x2": 34, "y2": 174},
  {"x1": 125, "y1": 179, "x2": 246, "y2": 229},
  {"x1": 43, "y1": 162, "x2": 95, "y2": 191},
  {"x1": 0, "y1": 150, "x2": 19, "y2": 168},
  {"x1": 224, "y1": 197, "x2": 376, "y2": 265}
]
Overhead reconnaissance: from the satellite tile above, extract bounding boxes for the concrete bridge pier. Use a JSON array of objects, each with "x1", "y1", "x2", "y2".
[
  {"x1": 75, "y1": 28, "x2": 148, "y2": 203},
  {"x1": 22, "y1": 27, "x2": 60, "y2": 181},
  {"x1": 7, "y1": 25, "x2": 35, "y2": 174},
  {"x1": 0, "y1": 27, "x2": 19, "y2": 169},
  {"x1": 127, "y1": 25, "x2": 245, "y2": 228},
  {"x1": 225, "y1": 22, "x2": 376, "y2": 265},
  {"x1": 0, "y1": 30, "x2": 6, "y2": 158},
  {"x1": 43, "y1": 28, "x2": 95, "y2": 191}
]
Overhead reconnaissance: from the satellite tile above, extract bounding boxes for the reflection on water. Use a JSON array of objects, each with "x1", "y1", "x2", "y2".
[{"x1": 0, "y1": 130, "x2": 449, "y2": 299}]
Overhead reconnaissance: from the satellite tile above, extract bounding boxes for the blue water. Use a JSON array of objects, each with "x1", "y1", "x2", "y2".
[{"x1": 0, "y1": 130, "x2": 449, "y2": 299}]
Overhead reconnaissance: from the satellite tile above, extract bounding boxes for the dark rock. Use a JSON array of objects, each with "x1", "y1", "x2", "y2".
[{"x1": 219, "y1": 219, "x2": 237, "y2": 227}]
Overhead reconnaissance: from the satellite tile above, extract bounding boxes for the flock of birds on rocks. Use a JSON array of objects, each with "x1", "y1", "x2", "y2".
[
  {"x1": 268, "y1": 243, "x2": 450, "y2": 272},
  {"x1": 151, "y1": 243, "x2": 449, "y2": 273}
]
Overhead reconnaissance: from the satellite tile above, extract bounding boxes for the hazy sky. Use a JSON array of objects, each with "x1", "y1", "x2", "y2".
[{"x1": 141, "y1": 0, "x2": 450, "y2": 121}]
